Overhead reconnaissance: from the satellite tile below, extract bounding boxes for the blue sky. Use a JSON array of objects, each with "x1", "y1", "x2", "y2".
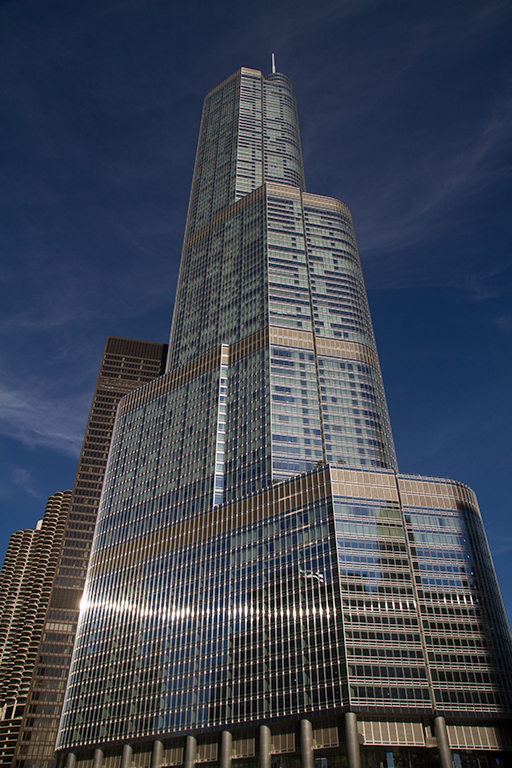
[{"x1": 1, "y1": 0, "x2": 511, "y2": 618}]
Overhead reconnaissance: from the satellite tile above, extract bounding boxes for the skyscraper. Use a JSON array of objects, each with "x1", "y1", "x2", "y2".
[
  {"x1": 1, "y1": 338, "x2": 167, "y2": 768},
  {"x1": 0, "y1": 491, "x2": 72, "y2": 766},
  {"x1": 55, "y1": 67, "x2": 512, "y2": 768}
]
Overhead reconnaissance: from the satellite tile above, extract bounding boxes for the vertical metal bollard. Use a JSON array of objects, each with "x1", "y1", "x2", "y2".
[
  {"x1": 221, "y1": 730, "x2": 233, "y2": 768},
  {"x1": 184, "y1": 735, "x2": 197, "y2": 768},
  {"x1": 300, "y1": 719, "x2": 314, "y2": 768},
  {"x1": 151, "y1": 740, "x2": 164, "y2": 768},
  {"x1": 345, "y1": 713, "x2": 362, "y2": 768},
  {"x1": 434, "y1": 716, "x2": 452, "y2": 768},
  {"x1": 120, "y1": 744, "x2": 133, "y2": 768},
  {"x1": 259, "y1": 725, "x2": 271, "y2": 768}
]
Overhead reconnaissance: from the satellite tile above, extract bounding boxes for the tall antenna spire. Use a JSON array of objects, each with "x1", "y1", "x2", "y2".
[{"x1": 271, "y1": 53, "x2": 276, "y2": 73}]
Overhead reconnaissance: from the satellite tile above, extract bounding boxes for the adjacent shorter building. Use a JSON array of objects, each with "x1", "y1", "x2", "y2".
[
  {"x1": 0, "y1": 491, "x2": 72, "y2": 766},
  {"x1": 0, "y1": 337, "x2": 168, "y2": 768}
]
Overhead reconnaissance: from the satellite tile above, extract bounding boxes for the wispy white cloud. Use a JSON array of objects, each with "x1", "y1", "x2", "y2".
[
  {"x1": 339, "y1": 78, "x2": 511, "y2": 260},
  {"x1": 10, "y1": 466, "x2": 41, "y2": 499},
  {"x1": 0, "y1": 382, "x2": 88, "y2": 456},
  {"x1": 487, "y1": 536, "x2": 512, "y2": 557},
  {"x1": 493, "y1": 313, "x2": 512, "y2": 333},
  {"x1": 292, "y1": 2, "x2": 512, "y2": 291},
  {"x1": 402, "y1": 0, "x2": 510, "y2": 57}
]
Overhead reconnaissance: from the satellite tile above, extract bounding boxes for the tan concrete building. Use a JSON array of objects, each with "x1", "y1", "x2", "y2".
[{"x1": 0, "y1": 491, "x2": 72, "y2": 765}]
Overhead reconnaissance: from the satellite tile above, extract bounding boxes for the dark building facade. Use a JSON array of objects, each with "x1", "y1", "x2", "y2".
[
  {"x1": 55, "y1": 68, "x2": 512, "y2": 768},
  {"x1": 1, "y1": 338, "x2": 167, "y2": 768}
]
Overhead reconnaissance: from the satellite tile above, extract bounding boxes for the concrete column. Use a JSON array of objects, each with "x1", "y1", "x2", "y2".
[
  {"x1": 300, "y1": 719, "x2": 314, "y2": 768},
  {"x1": 120, "y1": 744, "x2": 133, "y2": 768},
  {"x1": 184, "y1": 735, "x2": 197, "y2": 768},
  {"x1": 259, "y1": 725, "x2": 271, "y2": 768},
  {"x1": 220, "y1": 730, "x2": 232, "y2": 768},
  {"x1": 65, "y1": 753, "x2": 77, "y2": 768},
  {"x1": 93, "y1": 748, "x2": 104, "y2": 768},
  {"x1": 434, "y1": 716, "x2": 452, "y2": 768},
  {"x1": 345, "y1": 713, "x2": 361, "y2": 768},
  {"x1": 151, "y1": 740, "x2": 164, "y2": 768}
]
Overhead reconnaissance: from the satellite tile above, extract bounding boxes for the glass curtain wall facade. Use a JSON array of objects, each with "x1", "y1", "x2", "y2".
[{"x1": 55, "y1": 67, "x2": 512, "y2": 768}]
